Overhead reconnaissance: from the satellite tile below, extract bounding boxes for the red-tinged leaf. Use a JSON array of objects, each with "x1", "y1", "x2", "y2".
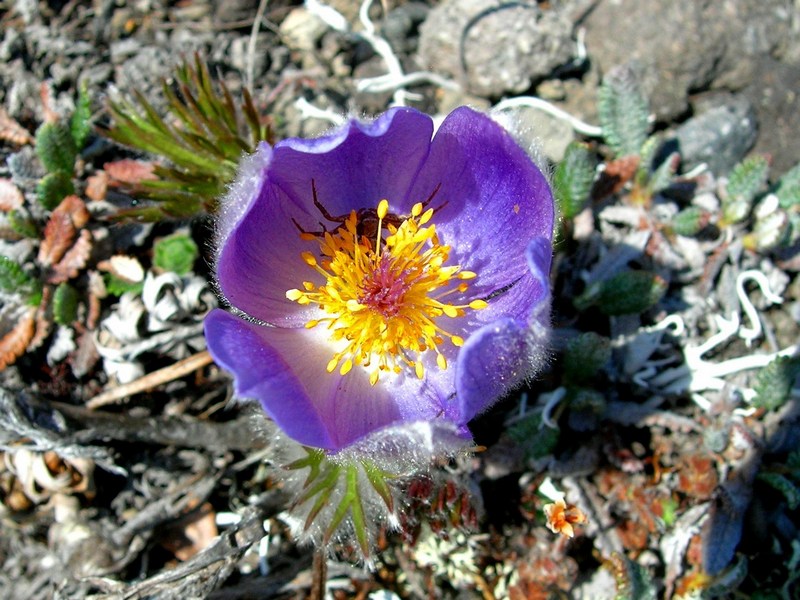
[
  {"x1": 0, "y1": 179, "x2": 24, "y2": 211},
  {"x1": 0, "y1": 108, "x2": 34, "y2": 146},
  {"x1": 38, "y1": 195, "x2": 90, "y2": 267},
  {"x1": 0, "y1": 305, "x2": 36, "y2": 370},
  {"x1": 69, "y1": 327, "x2": 100, "y2": 378},
  {"x1": 591, "y1": 155, "x2": 641, "y2": 201},
  {"x1": 47, "y1": 229, "x2": 92, "y2": 284},
  {"x1": 28, "y1": 287, "x2": 52, "y2": 351},
  {"x1": 85, "y1": 172, "x2": 109, "y2": 202},
  {"x1": 40, "y1": 82, "x2": 58, "y2": 125},
  {"x1": 104, "y1": 159, "x2": 157, "y2": 184}
]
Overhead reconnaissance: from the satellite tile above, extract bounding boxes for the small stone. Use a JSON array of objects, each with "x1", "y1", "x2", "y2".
[
  {"x1": 280, "y1": 7, "x2": 328, "y2": 53},
  {"x1": 672, "y1": 94, "x2": 758, "y2": 175},
  {"x1": 381, "y1": 2, "x2": 429, "y2": 55},
  {"x1": 496, "y1": 105, "x2": 575, "y2": 163},
  {"x1": 418, "y1": 0, "x2": 573, "y2": 98}
]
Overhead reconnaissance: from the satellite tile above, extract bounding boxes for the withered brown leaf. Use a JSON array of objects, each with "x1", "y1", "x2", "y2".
[
  {"x1": 85, "y1": 172, "x2": 109, "y2": 202},
  {"x1": 38, "y1": 195, "x2": 90, "y2": 267},
  {"x1": 0, "y1": 178, "x2": 24, "y2": 211},
  {"x1": 591, "y1": 155, "x2": 641, "y2": 201},
  {"x1": 47, "y1": 229, "x2": 92, "y2": 284},
  {"x1": 103, "y1": 159, "x2": 157, "y2": 184},
  {"x1": 0, "y1": 108, "x2": 34, "y2": 146},
  {"x1": 0, "y1": 306, "x2": 36, "y2": 370}
]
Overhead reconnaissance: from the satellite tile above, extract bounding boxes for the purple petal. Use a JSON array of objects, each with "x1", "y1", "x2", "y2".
[
  {"x1": 408, "y1": 106, "x2": 554, "y2": 305},
  {"x1": 215, "y1": 108, "x2": 435, "y2": 326},
  {"x1": 205, "y1": 309, "x2": 449, "y2": 451},
  {"x1": 269, "y1": 107, "x2": 434, "y2": 218},
  {"x1": 453, "y1": 237, "x2": 552, "y2": 423},
  {"x1": 204, "y1": 308, "x2": 335, "y2": 448}
]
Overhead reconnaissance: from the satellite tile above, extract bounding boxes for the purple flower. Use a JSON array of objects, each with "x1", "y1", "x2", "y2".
[{"x1": 204, "y1": 106, "x2": 553, "y2": 453}]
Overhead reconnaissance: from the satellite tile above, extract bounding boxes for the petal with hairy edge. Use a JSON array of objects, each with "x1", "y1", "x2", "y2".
[
  {"x1": 408, "y1": 106, "x2": 554, "y2": 309},
  {"x1": 454, "y1": 237, "x2": 552, "y2": 423},
  {"x1": 215, "y1": 108, "x2": 434, "y2": 326},
  {"x1": 205, "y1": 309, "x2": 449, "y2": 451}
]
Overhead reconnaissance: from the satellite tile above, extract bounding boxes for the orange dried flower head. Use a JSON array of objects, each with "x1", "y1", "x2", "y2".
[{"x1": 543, "y1": 498, "x2": 587, "y2": 538}]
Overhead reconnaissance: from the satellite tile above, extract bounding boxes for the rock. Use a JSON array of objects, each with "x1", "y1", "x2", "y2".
[
  {"x1": 582, "y1": 0, "x2": 793, "y2": 122},
  {"x1": 280, "y1": 6, "x2": 328, "y2": 53},
  {"x1": 381, "y1": 1, "x2": 429, "y2": 55},
  {"x1": 672, "y1": 94, "x2": 758, "y2": 175},
  {"x1": 417, "y1": 0, "x2": 573, "y2": 97},
  {"x1": 494, "y1": 105, "x2": 575, "y2": 164},
  {"x1": 741, "y1": 57, "x2": 800, "y2": 176}
]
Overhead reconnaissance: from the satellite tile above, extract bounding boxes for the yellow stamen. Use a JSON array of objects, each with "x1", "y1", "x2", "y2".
[{"x1": 286, "y1": 198, "x2": 487, "y2": 383}]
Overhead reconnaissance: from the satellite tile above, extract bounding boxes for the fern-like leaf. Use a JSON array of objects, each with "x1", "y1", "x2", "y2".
[
  {"x1": 722, "y1": 154, "x2": 769, "y2": 225},
  {"x1": 0, "y1": 256, "x2": 42, "y2": 305},
  {"x1": 598, "y1": 66, "x2": 650, "y2": 159},
  {"x1": 53, "y1": 282, "x2": 79, "y2": 325},
  {"x1": 752, "y1": 355, "x2": 800, "y2": 411},
  {"x1": 153, "y1": 231, "x2": 198, "y2": 275},
  {"x1": 554, "y1": 141, "x2": 596, "y2": 220},
  {"x1": 35, "y1": 122, "x2": 77, "y2": 175},
  {"x1": 102, "y1": 53, "x2": 274, "y2": 220},
  {"x1": 36, "y1": 171, "x2": 75, "y2": 210},
  {"x1": 70, "y1": 81, "x2": 92, "y2": 150},
  {"x1": 775, "y1": 163, "x2": 800, "y2": 210}
]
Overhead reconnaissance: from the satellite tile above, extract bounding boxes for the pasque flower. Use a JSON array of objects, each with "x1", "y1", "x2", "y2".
[
  {"x1": 205, "y1": 106, "x2": 553, "y2": 453},
  {"x1": 204, "y1": 106, "x2": 553, "y2": 552}
]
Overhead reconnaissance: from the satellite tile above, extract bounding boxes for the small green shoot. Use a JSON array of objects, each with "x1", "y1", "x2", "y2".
[
  {"x1": 574, "y1": 271, "x2": 667, "y2": 316},
  {"x1": 554, "y1": 141, "x2": 596, "y2": 220},
  {"x1": 103, "y1": 53, "x2": 275, "y2": 220},
  {"x1": 721, "y1": 154, "x2": 769, "y2": 226},
  {"x1": 598, "y1": 66, "x2": 650, "y2": 159},
  {"x1": 153, "y1": 232, "x2": 199, "y2": 275}
]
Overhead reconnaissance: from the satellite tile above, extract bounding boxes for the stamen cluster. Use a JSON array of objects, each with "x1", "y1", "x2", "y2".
[{"x1": 286, "y1": 200, "x2": 486, "y2": 384}]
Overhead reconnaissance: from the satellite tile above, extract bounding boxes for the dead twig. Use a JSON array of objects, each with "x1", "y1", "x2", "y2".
[{"x1": 87, "y1": 350, "x2": 213, "y2": 409}]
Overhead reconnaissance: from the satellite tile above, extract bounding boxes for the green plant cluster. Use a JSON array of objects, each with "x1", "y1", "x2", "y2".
[
  {"x1": 34, "y1": 82, "x2": 91, "y2": 210},
  {"x1": 284, "y1": 447, "x2": 397, "y2": 557},
  {"x1": 102, "y1": 53, "x2": 274, "y2": 220}
]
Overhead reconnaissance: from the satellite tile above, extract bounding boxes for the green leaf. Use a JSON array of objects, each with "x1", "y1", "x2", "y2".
[
  {"x1": 757, "y1": 472, "x2": 800, "y2": 510},
  {"x1": 36, "y1": 171, "x2": 75, "y2": 210},
  {"x1": 153, "y1": 232, "x2": 198, "y2": 275},
  {"x1": 7, "y1": 209, "x2": 39, "y2": 238},
  {"x1": 723, "y1": 154, "x2": 769, "y2": 224},
  {"x1": 104, "y1": 274, "x2": 144, "y2": 297},
  {"x1": 563, "y1": 332, "x2": 611, "y2": 383},
  {"x1": 633, "y1": 135, "x2": 661, "y2": 190},
  {"x1": 363, "y1": 461, "x2": 395, "y2": 513},
  {"x1": 660, "y1": 496, "x2": 679, "y2": 528},
  {"x1": 554, "y1": 141, "x2": 596, "y2": 220},
  {"x1": 0, "y1": 256, "x2": 41, "y2": 305},
  {"x1": 598, "y1": 66, "x2": 650, "y2": 158},
  {"x1": 752, "y1": 355, "x2": 800, "y2": 411},
  {"x1": 101, "y1": 53, "x2": 274, "y2": 220},
  {"x1": 574, "y1": 271, "x2": 668, "y2": 316},
  {"x1": 52, "y1": 282, "x2": 79, "y2": 325},
  {"x1": 606, "y1": 553, "x2": 658, "y2": 600},
  {"x1": 774, "y1": 163, "x2": 800, "y2": 210},
  {"x1": 35, "y1": 122, "x2": 77, "y2": 174},
  {"x1": 70, "y1": 81, "x2": 92, "y2": 150},
  {"x1": 647, "y1": 151, "x2": 679, "y2": 195},
  {"x1": 507, "y1": 411, "x2": 559, "y2": 460},
  {"x1": 670, "y1": 206, "x2": 712, "y2": 237}
]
